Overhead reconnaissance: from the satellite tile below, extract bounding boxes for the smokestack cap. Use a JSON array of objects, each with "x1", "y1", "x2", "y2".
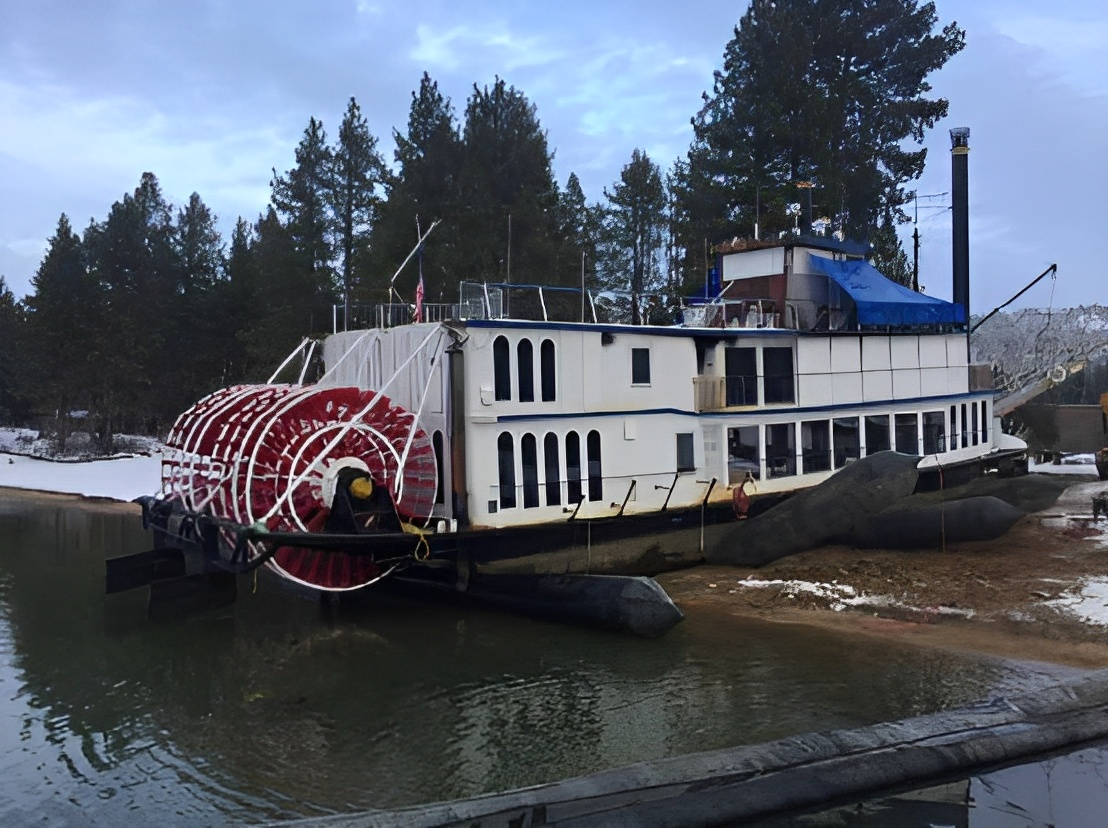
[{"x1": 950, "y1": 127, "x2": 970, "y2": 149}]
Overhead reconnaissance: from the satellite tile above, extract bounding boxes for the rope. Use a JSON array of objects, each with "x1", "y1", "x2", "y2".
[
  {"x1": 937, "y1": 458, "x2": 946, "y2": 554},
  {"x1": 1035, "y1": 268, "x2": 1058, "y2": 344},
  {"x1": 400, "y1": 521, "x2": 431, "y2": 561}
]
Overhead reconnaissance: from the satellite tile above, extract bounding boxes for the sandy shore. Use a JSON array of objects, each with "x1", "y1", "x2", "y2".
[{"x1": 659, "y1": 475, "x2": 1108, "y2": 668}]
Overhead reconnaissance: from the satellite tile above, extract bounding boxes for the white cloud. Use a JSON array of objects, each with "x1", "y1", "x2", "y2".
[
  {"x1": 994, "y1": 15, "x2": 1108, "y2": 96},
  {"x1": 410, "y1": 22, "x2": 561, "y2": 73}
]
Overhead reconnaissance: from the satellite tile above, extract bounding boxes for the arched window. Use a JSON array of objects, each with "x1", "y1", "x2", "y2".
[
  {"x1": 493, "y1": 335, "x2": 511, "y2": 401},
  {"x1": 566, "y1": 431, "x2": 582, "y2": 505},
  {"x1": 433, "y1": 430, "x2": 445, "y2": 505},
  {"x1": 517, "y1": 339, "x2": 534, "y2": 402},
  {"x1": 497, "y1": 432, "x2": 516, "y2": 508},
  {"x1": 544, "y1": 433, "x2": 561, "y2": 506},
  {"x1": 587, "y1": 429, "x2": 603, "y2": 502},
  {"x1": 540, "y1": 339, "x2": 556, "y2": 401},
  {"x1": 521, "y1": 433, "x2": 539, "y2": 508}
]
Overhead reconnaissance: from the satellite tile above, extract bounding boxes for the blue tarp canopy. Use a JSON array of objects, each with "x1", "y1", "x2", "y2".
[{"x1": 808, "y1": 256, "x2": 966, "y2": 327}]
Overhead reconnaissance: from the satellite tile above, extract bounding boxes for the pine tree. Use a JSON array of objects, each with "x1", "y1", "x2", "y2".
[
  {"x1": 84, "y1": 173, "x2": 179, "y2": 445},
  {"x1": 25, "y1": 214, "x2": 101, "y2": 447},
  {"x1": 271, "y1": 117, "x2": 337, "y2": 309},
  {"x1": 170, "y1": 192, "x2": 227, "y2": 412},
  {"x1": 238, "y1": 207, "x2": 319, "y2": 372},
  {"x1": 601, "y1": 150, "x2": 668, "y2": 325},
  {"x1": 676, "y1": 0, "x2": 964, "y2": 279},
  {"x1": 0, "y1": 276, "x2": 32, "y2": 425},
  {"x1": 331, "y1": 97, "x2": 386, "y2": 329},
  {"x1": 373, "y1": 73, "x2": 465, "y2": 311},
  {"x1": 456, "y1": 77, "x2": 561, "y2": 313}
]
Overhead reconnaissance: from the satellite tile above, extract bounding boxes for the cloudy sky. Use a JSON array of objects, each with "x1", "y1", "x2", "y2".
[{"x1": 2, "y1": 0, "x2": 1105, "y2": 314}]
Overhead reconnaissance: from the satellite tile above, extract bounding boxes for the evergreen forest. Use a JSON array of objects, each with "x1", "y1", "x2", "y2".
[{"x1": 0, "y1": 1, "x2": 967, "y2": 447}]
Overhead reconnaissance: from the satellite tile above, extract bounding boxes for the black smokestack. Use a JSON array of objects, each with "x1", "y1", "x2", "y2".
[{"x1": 950, "y1": 127, "x2": 970, "y2": 325}]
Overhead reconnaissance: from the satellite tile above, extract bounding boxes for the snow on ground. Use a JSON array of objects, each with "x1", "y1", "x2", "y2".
[
  {"x1": 1047, "y1": 578, "x2": 1108, "y2": 627},
  {"x1": 729, "y1": 577, "x2": 976, "y2": 618},
  {"x1": 0, "y1": 427, "x2": 163, "y2": 502},
  {"x1": 1029, "y1": 455, "x2": 1103, "y2": 475}
]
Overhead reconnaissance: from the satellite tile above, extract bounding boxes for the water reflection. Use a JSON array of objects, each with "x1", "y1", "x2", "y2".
[
  {"x1": 0, "y1": 493, "x2": 1069, "y2": 826},
  {"x1": 750, "y1": 741, "x2": 1108, "y2": 827}
]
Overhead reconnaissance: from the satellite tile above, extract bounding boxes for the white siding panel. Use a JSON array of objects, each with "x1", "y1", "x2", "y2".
[
  {"x1": 830, "y1": 336, "x2": 862, "y2": 373},
  {"x1": 918, "y1": 336, "x2": 948, "y2": 368},
  {"x1": 862, "y1": 337, "x2": 891, "y2": 370},
  {"x1": 890, "y1": 336, "x2": 919, "y2": 369},
  {"x1": 946, "y1": 334, "x2": 969, "y2": 367},
  {"x1": 920, "y1": 367, "x2": 949, "y2": 397},
  {"x1": 721, "y1": 246, "x2": 784, "y2": 280},
  {"x1": 947, "y1": 366, "x2": 968, "y2": 394},
  {"x1": 832, "y1": 372, "x2": 863, "y2": 405},
  {"x1": 797, "y1": 337, "x2": 831, "y2": 374},
  {"x1": 801, "y1": 374, "x2": 834, "y2": 407},
  {"x1": 560, "y1": 333, "x2": 585, "y2": 411},
  {"x1": 863, "y1": 370, "x2": 893, "y2": 401},
  {"x1": 892, "y1": 368, "x2": 922, "y2": 399}
]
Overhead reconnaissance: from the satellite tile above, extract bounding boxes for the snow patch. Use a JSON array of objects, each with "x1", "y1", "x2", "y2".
[
  {"x1": 1045, "y1": 577, "x2": 1108, "y2": 627},
  {"x1": 0, "y1": 426, "x2": 164, "y2": 502},
  {"x1": 734, "y1": 577, "x2": 974, "y2": 618}
]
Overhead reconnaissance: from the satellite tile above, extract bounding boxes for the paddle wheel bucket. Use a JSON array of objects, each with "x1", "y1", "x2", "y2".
[{"x1": 160, "y1": 384, "x2": 437, "y2": 590}]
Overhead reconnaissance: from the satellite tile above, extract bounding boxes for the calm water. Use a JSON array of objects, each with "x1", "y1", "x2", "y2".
[{"x1": 0, "y1": 493, "x2": 1084, "y2": 826}]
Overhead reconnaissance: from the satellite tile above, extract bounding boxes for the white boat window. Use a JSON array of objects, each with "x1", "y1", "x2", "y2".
[
  {"x1": 566, "y1": 432, "x2": 583, "y2": 504},
  {"x1": 497, "y1": 432, "x2": 516, "y2": 509},
  {"x1": 676, "y1": 432, "x2": 696, "y2": 472},
  {"x1": 923, "y1": 411, "x2": 946, "y2": 455},
  {"x1": 727, "y1": 426, "x2": 760, "y2": 482},
  {"x1": 493, "y1": 336, "x2": 511, "y2": 401},
  {"x1": 865, "y1": 415, "x2": 891, "y2": 454},
  {"x1": 763, "y1": 347, "x2": 795, "y2": 404},
  {"x1": 544, "y1": 433, "x2": 561, "y2": 506},
  {"x1": 801, "y1": 420, "x2": 831, "y2": 473},
  {"x1": 766, "y1": 423, "x2": 796, "y2": 478},
  {"x1": 895, "y1": 413, "x2": 920, "y2": 455},
  {"x1": 832, "y1": 417, "x2": 859, "y2": 468},
  {"x1": 541, "y1": 340, "x2": 556, "y2": 401},
  {"x1": 587, "y1": 430, "x2": 603, "y2": 502},
  {"x1": 518, "y1": 339, "x2": 535, "y2": 403},
  {"x1": 521, "y1": 433, "x2": 539, "y2": 508},
  {"x1": 724, "y1": 347, "x2": 757, "y2": 406},
  {"x1": 631, "y1": 348, "x2": 651, "y2": 385}
]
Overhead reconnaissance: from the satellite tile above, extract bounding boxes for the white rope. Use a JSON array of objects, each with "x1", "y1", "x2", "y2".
[
  {"x1": 258, "y1": 324, "x2": 446, "y2": 524},
  {"x1": 318, "y1": 331, "x2": 373, "y2": 385},
  {"x1": 393, "y1": 329, "x2": 449, "y2": 503},
  {"x1": 267, "y1": 338, "x2": 311, "y2": 384}
]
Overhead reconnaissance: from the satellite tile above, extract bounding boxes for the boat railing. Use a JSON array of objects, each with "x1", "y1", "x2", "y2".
[
  {"x1": 374, "y1": 303, "x2": 458, "y2": 328},
  {"x1": 692, "y1": 376, "x2": 725, "y2": 412},
  {"x1": 693, "y1": 376, "x2": 760, "y2": 412},
  {"x1": 487, "y1": 468, "x2": 702, "y2": 517},
  {"x1": 682, "y1": 298, "x2": 801, "y2": 331}
]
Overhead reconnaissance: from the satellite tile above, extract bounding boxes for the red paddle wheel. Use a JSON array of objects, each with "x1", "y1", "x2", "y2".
[{"x1": 161, "y1": 384, "x2": 438, "y2": 591}]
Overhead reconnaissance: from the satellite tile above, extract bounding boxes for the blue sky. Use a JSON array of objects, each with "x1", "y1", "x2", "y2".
[{"x1": 2, "y1": 0, "x2": 1105, "y2": 314}]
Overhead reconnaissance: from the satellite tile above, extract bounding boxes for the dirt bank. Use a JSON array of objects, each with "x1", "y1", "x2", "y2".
[
  {"x1": 659, "y1": 475, "x2": 1108, "y2": 668},
  {"x1": 0, "y1": 485, "x2": 142, "y2": 514}
]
